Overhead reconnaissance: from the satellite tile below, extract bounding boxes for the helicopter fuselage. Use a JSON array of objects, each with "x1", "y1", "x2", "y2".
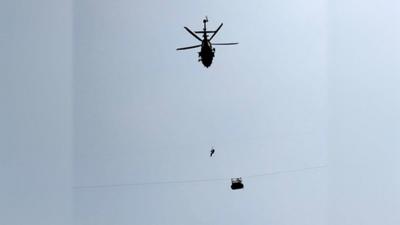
[{"x1": 199, "y1": 39, "x2": 214, "y2": 68}]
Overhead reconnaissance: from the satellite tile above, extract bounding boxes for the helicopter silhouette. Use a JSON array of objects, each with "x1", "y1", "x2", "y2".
[{"x1": 177, "y1": 17, "x2": 238, "y2": 68}]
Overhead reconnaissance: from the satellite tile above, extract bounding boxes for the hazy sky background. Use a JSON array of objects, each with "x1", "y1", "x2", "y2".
[
  {"x1": 74, "y1": 1, "x2": 327, "y2": 225},
  {"x1": 1, "y1": 0, "x2": 399, "y2": 225},
  {"x1": 1, "y1": 0, "x2": 73, "y2": 224}
]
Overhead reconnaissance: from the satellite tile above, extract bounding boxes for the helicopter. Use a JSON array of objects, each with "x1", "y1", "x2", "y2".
[{"x1": 177, "y1": 17, "x2": 238, "y2": 68}]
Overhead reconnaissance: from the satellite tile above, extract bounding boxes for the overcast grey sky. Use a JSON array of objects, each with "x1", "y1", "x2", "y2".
[
  {"x1": 74, "y1": 1, "x2": 327, "y2": 225},
  {"x1": 1, "y1": 0, "x2": 399, "y2": 225}
]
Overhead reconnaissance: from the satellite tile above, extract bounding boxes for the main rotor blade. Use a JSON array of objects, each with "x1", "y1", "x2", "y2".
[
  {"x1": 184, "y1": 27, "x2": 202, "y2": 42},
  {"x1": 194, "y1": 31, "x2": 215, "y2": 34},
  {"x1": 212, "y1": 42, "x2": 239, "y2": 45},
  {"x1": 176, "y1": 44, "x2": 201, "y2": 50},
  {"x1": 209, "y1": 23, "x2": 223, "y2": 41}
]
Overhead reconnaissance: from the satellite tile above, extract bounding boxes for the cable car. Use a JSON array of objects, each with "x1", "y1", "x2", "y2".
[{"x1": 231, "y1": 178, "x2": 244, "y2": 190}]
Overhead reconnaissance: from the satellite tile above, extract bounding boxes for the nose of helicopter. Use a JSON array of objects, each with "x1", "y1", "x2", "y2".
[{"x1": 202, "y1": 59, "x2": 212, "y2": 68}]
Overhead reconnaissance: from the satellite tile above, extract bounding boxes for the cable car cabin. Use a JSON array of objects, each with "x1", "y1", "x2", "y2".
[{"x1": 231, "y1": 178, "x2": 244, "y2": 190}]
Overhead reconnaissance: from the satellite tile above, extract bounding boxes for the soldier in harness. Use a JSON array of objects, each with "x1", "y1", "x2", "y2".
[{"x1": 210, "y1": 147, "x2": 215, "y2": 157}]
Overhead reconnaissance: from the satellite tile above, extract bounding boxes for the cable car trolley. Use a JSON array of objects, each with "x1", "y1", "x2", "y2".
[{"x1": 230, "y1": 177, "x2": 244, "y2": 190}]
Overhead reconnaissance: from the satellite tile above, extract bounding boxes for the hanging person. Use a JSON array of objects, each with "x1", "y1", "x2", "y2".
[{"x1": 210, "y1": 147, "x2": 215, "y2": 157}]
